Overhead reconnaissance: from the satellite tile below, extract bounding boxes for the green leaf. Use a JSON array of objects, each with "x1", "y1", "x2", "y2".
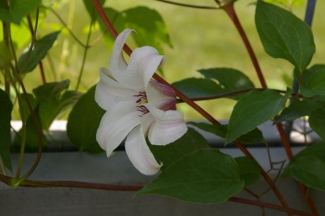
[
  {"x1": 18, "y1": 93, "x2": 37, "y2": 122},
  {"x1": 309, "y1": 108, "x2": 325, "y2": 140},
  {"x1": 149, "y1": 128, "x2": 209, "y2": 171},
  {"x1": 235, "y1": 157, "x2": 261, "y2": 187},
  {"x1": 0, "y1": 89, "x2": 12, "y2": 171},
  {"x1": 122, "y1": 7, "x2": 172, "y2": 53},
  {"x1": 136, "y1": 149, "x2": 244, "y2": 204},
  {"x1": 33, "y1": 80, "x2": 81, "y2": 131},
  {"x1": 98, "y1": 7, "x2": 172, "y2": 54},
  {"x1": 300, "y1": 65, "x2": 325, "y2": 97},
  {"x1": 198, "y1": 68, "x2": 255, "y2": 100},
  {"x1": 0, "y1": 41, "x2": 13, "y2": 69},
  {"x1": 67, "y1": 86, "x2": 105, "y2": 153},
  {"x1": 264, "y1": 0, "x2": 303, "y2": 6},
  {"x1": 188, "y1": 122, "x2": 265, "y2": 144},
  {"x1": 172, "y1": 78, "x2": 222, "y2": 98},
  {"x1": 18, "y1": 31, "x2": 60, "y2": 74},
  {"x1": 290, "y1": 156, "x2": 325, "y2": 191},
  {"x1": 255, "y1": 1, "x2": 315, "y2": 72},
  {"x1": 225, "y1": 89, "x2": 291, "y2": 144},
  {"x1": 97, "y1": 7, "x2": 125, "y2": 48},
  {"x1": 274, "y1": 99, "x2": 323, "y2": 123},
  {"x1": 172, "y1": 68, "x2": 255, "y2": 101},
  {"x1": 83, "y1": 0, "x2": 106, "y2": 20},
  {"x1": 282, "y1": 141, "x2": 325, "y2": 177},
  {"x1": 0, "y1": 0, "x2": 41, "y2": 24},
  {"x1": 13, "y1": 111, "x2": 48, "y2": 152}
]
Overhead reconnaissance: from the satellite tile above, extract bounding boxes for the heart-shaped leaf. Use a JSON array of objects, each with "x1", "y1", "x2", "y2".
[{"x1": 136, "y1": 149, "x2": 244, "y2": 204}]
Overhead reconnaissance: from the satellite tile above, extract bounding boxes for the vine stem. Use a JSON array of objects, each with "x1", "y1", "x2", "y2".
[
  {"x1": 26, "y1": 11, "x2": 46, "y2": 84},
  {"x1": 0, "y1": 174, "x2": 312, "y2": 216},
  {"x1": 156, "y1": 0, "x2": 218, "y2": 10},
  {"x1": 4, "y1": 10, "x2": 44, "y2": 182},
  {"x1": 91, "y1": 0, "x2": 296, "y2": 213},
  {"x1": 75, "y1": 8, "x2": 95, "y2": 91},
  {"x1": 219, "y1": 2, "x2": 319, "y2": 215}
]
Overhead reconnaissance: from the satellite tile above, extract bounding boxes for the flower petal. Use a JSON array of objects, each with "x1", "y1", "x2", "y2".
[
  {"x1": 147, "y1": 106, "x2": 188, "y2": 145},
  {"x1": 110, "y1": 29, "x2": 134, "y2": 83},
  {"x1": 96, "y1": 101, "x2": 140, "y2": 156},
  {"x1": 95, "y1": 68, "x2": 136, "y2": 110},
  {"x1": 123, "y1": 46, "x2": 166, "y2": 91},
  {"x1": 125, "y1": 125, "x2": 162, "y2": 175},
  {"x1": 146, "y1": 80, "x2": 176, "y2": 111}
]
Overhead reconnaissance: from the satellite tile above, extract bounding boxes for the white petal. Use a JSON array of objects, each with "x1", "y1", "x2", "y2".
[
  {"x1": 95, "y1": 68, "x2": 136, "y2": 110},
  {"x1": 96, "y1": 101, "x2": 140, "y2": 156},
  {"x1": 146, "y1": 81, "x2": 176, "y2": 110},
  {"x1": 123, "y1": 46, "x2": 166, "y2": 91},
  {"x1": 125, "y1": 125, "x2": 162, "y2": 175},
  {"x1": 140, "y1": 112, "x2": 156, "y2": 135},
  {"x1": 110, "y1": 29, "x2": 134, "y2": 83},
  {"x1": 147, "y1": 106, "x2": 188, "y2": 145}
]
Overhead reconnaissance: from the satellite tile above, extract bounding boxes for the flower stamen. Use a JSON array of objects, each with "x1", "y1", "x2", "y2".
[{"x1": 134, "y1": 91, "x2": 149, "y2": 116}]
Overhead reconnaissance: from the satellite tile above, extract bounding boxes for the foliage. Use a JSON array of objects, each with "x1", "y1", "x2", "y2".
[{"x1": 0, "y1": 0, "x2": 324, "y2": 214}]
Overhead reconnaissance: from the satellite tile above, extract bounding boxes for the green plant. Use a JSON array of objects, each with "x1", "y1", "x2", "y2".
[{"x1": 1, "y1": 0, "x2": 324, "y2": 215}]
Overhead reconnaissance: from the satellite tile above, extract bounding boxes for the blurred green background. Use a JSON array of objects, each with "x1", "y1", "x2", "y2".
[{"x1": 16, "y1": 0, "x2": 325, "y2": 120}]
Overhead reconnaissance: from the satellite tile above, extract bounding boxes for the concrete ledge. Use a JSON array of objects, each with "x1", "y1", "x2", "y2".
[
  {"x1": 1, "y1": 148, "x2": 324, "y2": 215},
  {"x1": 2, "y1": 120, "x2": 323, "y2": 215}
]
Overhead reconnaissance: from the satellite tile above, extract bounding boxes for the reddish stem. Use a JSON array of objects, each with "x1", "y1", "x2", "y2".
[
  {"x1": 222, "y1": 2, "x2": 318, "y2": 215},
  {"x1": 91, "y1": 0, "x2": 296, "y2": 212},
  {"x1": 38, "y1": 61, "x2": 46, "y2": 84},
  {"x1": 222, "y1": 3, "x2": 267, "y2": 88},
  {"x1": 17, "y1": 78, "x2": 43, "y2": 181},
  {"x1": 0, "y1": 174, "x2": 312, "y2": 216}
]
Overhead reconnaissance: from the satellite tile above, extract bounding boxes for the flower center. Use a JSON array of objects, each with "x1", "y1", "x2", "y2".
[{"x1": 134, "y1": 91, "x2": 149, "y2": 116}]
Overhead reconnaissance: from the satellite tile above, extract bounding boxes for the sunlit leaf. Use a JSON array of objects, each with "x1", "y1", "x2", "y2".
[
  {"x1": 98, "y1": 7, "x2": 172, "y2": 54},
  {"x1": 0, "y1": 0, "x2": 41, "y2": 24},
  {"x1": 33, "y1": 80, "x2": 81, "y2": 131},
  {"x1": 122, "y1": 7, "x2": 172, "y2": 53},
  {"x1": 0, "y1": 41, "x2": 13, "y2": 69},
  {"x1": 18, "y1": 31, "x2": 60, "y2": 74},
  {"x1": 83, "y1": 0, "x2": 106, "y2": 20}
]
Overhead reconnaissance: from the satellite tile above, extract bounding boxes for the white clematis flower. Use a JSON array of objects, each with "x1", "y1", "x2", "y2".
[{"x1": 95, "y1": 29, "x2": 188, "y2": 175}]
